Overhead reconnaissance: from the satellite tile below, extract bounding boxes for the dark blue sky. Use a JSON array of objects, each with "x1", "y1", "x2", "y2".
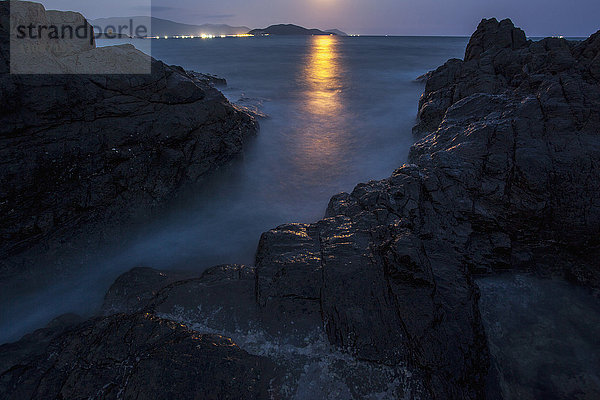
[{"x1": 39, "y1": 0, "x2": 600, "y2": 36}]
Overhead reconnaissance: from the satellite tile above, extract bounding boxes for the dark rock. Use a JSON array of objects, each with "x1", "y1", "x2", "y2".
[
  {"x1": 0, "y1": 313, "x2": 277, "y2": 399},
  {"x1": 411, "y1": 18, "x2": 600, "y2": 282},
  {"x1": 149, "y1": 264, "x2": 259, "y2": 333},
  {"x1": 0, "y1": 313, "x2": 83, "y2": 374},
  {"x1": 102, "y1": 267, "x2": 196, "y2": 315},
  {"x1": 185, "y1": 69, "x2": 228, "y2": 87},
  {"x1": 104, "y1": 265, "x2": 427, "y2": 399},
  {"x1": 0, "y1": 2, "x2": 257, "y2": 280},
  {"x1": 255, "y1": 18, "x2": 600, "y2": 399},
  {"x1": 464, "y1": 18, "x2": 528, "y2": 61},
  {"x1": 415, "y1": 71, "x2": 433, "y2": 82},
  {"x1": 103, "y1": 265, "x2": 260, "y2": 333},
  {"x1": 256, "y1": 177, "x2": 489, "y2": 399}
]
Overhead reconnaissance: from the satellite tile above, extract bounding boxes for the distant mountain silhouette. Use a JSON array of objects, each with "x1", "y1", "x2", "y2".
[
  {"x1": 91, "y1": 16, "x2": 249, "y2": 37},
  {"x1": 248, "y1": 24, "x2": 335, "y2": 36},
  {"x1": 325, "y1": 29, "x2": 348, "y2": 36}
]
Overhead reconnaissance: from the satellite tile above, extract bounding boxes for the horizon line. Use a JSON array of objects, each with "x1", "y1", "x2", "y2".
[{"x1": 49, "y1": 11, "x2": 598, "y2": 38}]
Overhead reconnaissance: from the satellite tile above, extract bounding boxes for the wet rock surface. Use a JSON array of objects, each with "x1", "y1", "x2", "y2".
[
  {"x1": 251, "y1": 18, "x2": 600, "y2": 398},
  {"x1": 100, "y1": 265, "x2": 427, "y2": 399},
  {"x1": 0, "y1": 2, "x2": 257, "y2": 280},
  {"x1": 256, "y1": 174, "x2": 490, "y2": 399},
  {"x1": 103, "y1": 265, "x2": 260, "y2": 333},
  {"x1": 101, "y1": 266, "x2": 197, "y2": 315},
  {"x1": 411, "y1": 18, "x2": 600, "y2": 284},
  {"x1": 478, "y1": 274, "x2": 600, "y2": 400},
  {"x1": 185, "y1": 70, "x2": 228, "y2": 87},
  {"x1": 0, "y1": 313, "x2": 277, "y2": 400}
]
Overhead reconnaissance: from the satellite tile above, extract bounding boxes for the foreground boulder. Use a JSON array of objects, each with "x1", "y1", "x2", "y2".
[
  {"x1": 101, "y1": 266, "x2": 197, "y2": 315},
  {"x1": 255, "y1": 175, "x2": 490, "y2": 399},
  {"x1": 0, "y1": 313, "x2": 277, "y2": 399},
  {"x1": 102, "y1": 265, "x2": 259, "y2": 334},
  {"x1": 0, "y1": 2, "x2": 257, "y2": 278},
  {"x1": 101, "y1": 265, "x2": 426, "y2": 399}
]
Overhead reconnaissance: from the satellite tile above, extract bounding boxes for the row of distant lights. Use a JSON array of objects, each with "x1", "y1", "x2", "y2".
[
  {"x1": 148, "y1": 33, "x2": 362, "y2": 39},
  {"x1": 149, "y1": 33, "x2": 258, "y2": 39}
]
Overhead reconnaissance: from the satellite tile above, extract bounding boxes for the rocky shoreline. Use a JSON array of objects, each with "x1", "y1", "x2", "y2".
[
  {"x1": 0, "y1": 2, "x2": 258, "y2": 284},
  {"x1": 1, "y1": 8, "x2": 599, "y2": 400}
]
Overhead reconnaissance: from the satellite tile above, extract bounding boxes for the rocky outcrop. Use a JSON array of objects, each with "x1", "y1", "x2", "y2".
[
  {"x1": 186, "y1": 70, "x2": 228, "y2": 87},
  {"x1": 255, "y1": 174, "x2": 490, "y2": 399},
  {"x1": 464, "y1": 18, "x2": 528, "y2": 61},
  {"x1": 0, "y1": 2, "x2": 257, "y2": 277},
  {"x1": 251, "y1": 18, "x2": 600, "y2": 398},
  {"x1": 100, "y1": 265, "x2": 426, "y2": 399},
  {"x1": 102, "y1": 265, "x2": 259, "y2": 334},
  {"x1": 0, "y1": 313, "x2": 277, "y2": 399},
  {"x1": 411, "y1": 18, "x2": 600, "y2": 284},
  {"x1": 254, "y1": 18, "x2": 599, "y2": 398},
  {"x1": 101, "y1": 267, "x2": 197, "y2": 315}
]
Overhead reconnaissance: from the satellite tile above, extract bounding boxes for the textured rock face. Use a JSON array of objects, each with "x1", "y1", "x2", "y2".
[
  {"x1": 102, "y1": 265, "x2": 259, "y2": 334},
  {"x1": 0, "y1": 313, "x2": 277, "y2": 399},
  {"x1": 0, "y1": 2, "x2": 257, "y2": 276},
  {"x1": 101, "y1": 267, "x2": 196, "y2": 315},
  {"x1": 411, "y1": 18, "x2": 600, "y2": 283},
  {"x1": 464, "y1": 18, "x2": 528, "y2": 61},
  {"x1": 255, "y1": 176, "x2": 490, "y2": 399},
  {"x1": 99, "y1": 265, "x2": 427, "y2": 399},
  {"x1": 254, "y1": 18, "x2": 600, "y2": 398}
]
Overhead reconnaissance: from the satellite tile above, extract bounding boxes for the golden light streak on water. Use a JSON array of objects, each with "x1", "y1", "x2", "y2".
[{"x1": 295, "y1": 35, "x2": 350, "y2": 180}]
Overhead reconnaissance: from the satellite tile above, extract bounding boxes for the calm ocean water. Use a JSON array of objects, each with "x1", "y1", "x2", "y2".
[
  {"x1": 98, "y1": 35, "x2": 469, "y2": 266},
  {"x1": 1, "y1": 36, "x2": 468, "y2": 342}
]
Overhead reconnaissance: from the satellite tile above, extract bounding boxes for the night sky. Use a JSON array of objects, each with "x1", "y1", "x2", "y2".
[{"x1": 34, "y1": 0, "x2": 600, "y2": 36}]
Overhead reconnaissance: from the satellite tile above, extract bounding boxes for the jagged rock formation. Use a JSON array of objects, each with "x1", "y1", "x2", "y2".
[
  {"x1": 0, "y1": 2, "x2": 257, "y2": 278},
  {"x1": 252, "y1": 18, "x2": 600, "y2": 398},
  {"x1": 3, "y1": 17, "x2": 600, "y2": 400},
  {"x1": 0, "y1": 313, "x2": 277, "y2": 399},
  {"x1": 253, "y1": 18, "x2": 600, "y2": 397},
  {"x1": 412, "y1": 18, "x2": 600, "y2": 285},
  {"x1": 101, "y1": 267, "x2": 197, "y2": 315}
]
